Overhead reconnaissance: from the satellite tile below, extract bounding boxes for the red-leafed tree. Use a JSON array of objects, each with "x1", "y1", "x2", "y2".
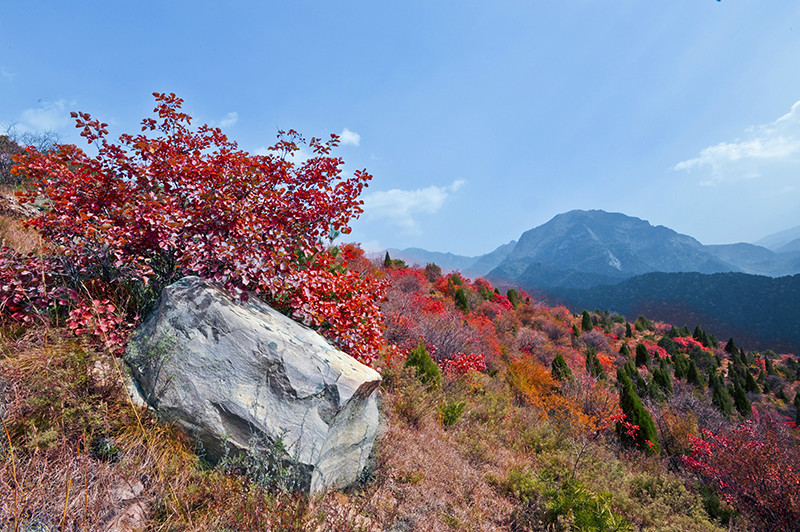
[
  {"x1": 4, "y1": 93, "x2": 386, "y2": 364},
  {"x1": 681, "y1": 417, "x2": 800, "y2": 531}
]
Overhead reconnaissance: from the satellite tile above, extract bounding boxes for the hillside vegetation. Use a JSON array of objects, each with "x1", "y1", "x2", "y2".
[{"x1": 1, "y1": 98, "x2": 799, "y2": 531}]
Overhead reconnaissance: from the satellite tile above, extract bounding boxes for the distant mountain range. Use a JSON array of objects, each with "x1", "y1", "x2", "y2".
[
  {"x1": 387, "y1": 240, "x2": 517, "y2": 279},
  {"x1": 391, "y1": 210, "x2": 800, "y2": 284},
  {"x1": 386, "y1": 210, "x2": 800, "y2": 351}
]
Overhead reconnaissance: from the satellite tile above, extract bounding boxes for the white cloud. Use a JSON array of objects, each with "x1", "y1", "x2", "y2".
[
  {"x1": 1, "y1": 69, "x2": 15, "y2": 81},
  {"x1": 674, "y1": 137, "x2": 800, "y2": 171},
  {"x1": 19, "y1": 99, "x2": 74, "y2": 132},
  {"x1": 361, "y1": 179, "x2": 465, "y2": 233},
  {"x1": 674, "y1": 100, "x2": 800, "y2": 183},
  {"x1": 216, "y1": 111, "x2": 238, "y2": 128},
  {"x1": 339, "y1": 128, "x2": 361, "y2": 146}
]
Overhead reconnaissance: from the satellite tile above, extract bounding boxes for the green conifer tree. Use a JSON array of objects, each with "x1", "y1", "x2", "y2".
[
  {"x1": 687, "y1": 360, "x2": 705, "y2": 392},
  {"x1": 625, "y1": 322, "x2": 633, "y2": 338},
  {"x1": 708, "y1": 372, "x2": 733, "y2": 418},
  {"x1": 624, "y1": 360, "x2": 647, "y2": 397},
  {"x1": 581, "y1": 310, "x2": 593, "y2": 332},
  {"x1": 731, "y1": 380, "x2": 751, "y2": 417},
  {"x1": 653, "y1": 366, "x2": 673, "y2": 396},
  {"x1": 724, "y1": 338, "x2": 737, "y2": 354},
  {"x1": 384, "y1": 251, "x2": 392, "y2": 268},
  {"x1": 506, "y1": 288, "x2": 520, "y2": 308},
  {"x1": 765, "y1": 355, "x2": 776, "y2": 376},
  {"x1": 694, "y1": 326, "x2": 710, "y2": 347},
  {"x1": 424, "y1": 263, "x2": 442, "y2": 282},
  {"x1": 794, "y1": 389, "x2": 800, "y2": 426},
  {"x1": 635, "y1": 343, "x2": 650, "y2": 368},
  {"x1": 551, "y1": 352, "x2": 573, "y2": 382},
  {"x1": 454, "y1": 288, "x2": 469, "y2": 313},
  {"x1": 709, "y1": 334, "x2": 720, "y2": 348},
  {"x1": 657, "y1": 336, "x2": 676, "y2": 356},
  {"x1": 744, "y1": 370, "x2": 759, "y2": 393},
  {"x1": 619, "y1": 343, "x2": 630, "y2": 358},
  {"x1": 616, "y1": 368, "x2": 660, "y2": 454},
  {"x1": 673, "y1": 353, "x2": 689, "y2": 381},
  {"x1": 585, "y1": 347, "x2": 605, "y2": 379},
  {"x1": 635, "y1": 315, "x2": 653, "y2": 332}
]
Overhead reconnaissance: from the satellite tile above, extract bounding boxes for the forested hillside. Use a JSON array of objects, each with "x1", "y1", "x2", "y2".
[{"x1": 1, "y1": 98, "x2": 798, "y2": 531}]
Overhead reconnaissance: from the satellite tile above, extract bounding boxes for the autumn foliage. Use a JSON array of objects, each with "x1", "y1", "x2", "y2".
[
  {"x1": 682, "y1": 416, "x2": 800, "y2": 531},
  {"x1": 2, "y1": 93, "x2": 386, "y2": 363}
]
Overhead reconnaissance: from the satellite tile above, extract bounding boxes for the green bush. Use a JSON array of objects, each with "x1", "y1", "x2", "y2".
[
  {"x1": 404, "y1": 341, "x2": 441, "y2": 388},
  {"x1": 440, "y1": 400, "x2": 466, "y2": 427},
  {"x1": 497, "y1": 468, "x2": 631, "y2": 532}
]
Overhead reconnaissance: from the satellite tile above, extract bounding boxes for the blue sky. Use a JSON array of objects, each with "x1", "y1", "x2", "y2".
[{"x1": 3, "y1": 1, "x2": 800, "y2": 256}]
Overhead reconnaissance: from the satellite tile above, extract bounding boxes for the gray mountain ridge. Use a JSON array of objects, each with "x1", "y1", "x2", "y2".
[{"x1": 386, "y1": 210, "x2": 800, "y2": 289}]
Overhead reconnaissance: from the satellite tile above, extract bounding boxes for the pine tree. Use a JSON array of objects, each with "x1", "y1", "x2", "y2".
[
  {"x1": 694, "y1": 326, "x2": 710, "y2": 348},
  {"x1": 506, "y1": 288, "x2": 520, "y2": 308},
  {"x1": 635, "y1": 343, "x2": 650, "y2": 368},
  {"x1": 617, "y1": 368, "x2": 660, "y2": 454},
  {"x1": 794, "y1": 389, "x2": 800, "y2": 426},
  {"x1": 625, "y1": 322, "x2": 633, "y2": 338},
  {"x1": 635, "y1": 315, "x2": 653, "y2": 332},
  {"x1": 687, "y1": 360, "x2": 705, "y2": 393},
  {"x1": 384, "y1": 251, "x2": 392, "y2": 268},
  {"x1": 765, "y1": 355, "x2": 776, "y2": 376},
  {"x1": 744, "y1": 370, "x2": 759, "y2": 393},
  {"x1": 581, "y1": 310, "x2": 593, "y2": 332},
  {"x1": 454, "y1": 288, "x2": 469, "y2": 313},
  {"x1": 619, "y1": 343, "x2": 630, "y2": 358},
  {"x1": 673, "y1": 353, "x2": 689, "y2": 381},
  {"x1": 731, "y1": 380, "x2": 751, "y2": 417},
  {"x1": 657, "y1": 336, "x2": 676, "y2": 356},
  {"x1": 709, "y1": 334, "x2": 720, "y2": 348},
  {"x1": 653, "y1": 366, "x2": 673, "y2": 396},
  {"x1": 624, "y1": 361, "x2": 647, "y2": 397},
  {"x1": 724, "y1": 337, "x2": 737, "y2": 354},
  {"x1": 424, "y1": 262, "x2": 442, "y2": 282},
  {"x1": 585, "y1": 347, "x2": 605, "y2": 379},
  {"x1": 709, "y1": 372, "x2": 733, "y2": 418},
  {"x1": 551, "y1": 352, "x2": 573, "y2": 382}
]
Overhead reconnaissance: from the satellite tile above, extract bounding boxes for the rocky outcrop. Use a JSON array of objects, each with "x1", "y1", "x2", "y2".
[{"x1": 125, "y1": 276, "x2": 381, "y2": 494}]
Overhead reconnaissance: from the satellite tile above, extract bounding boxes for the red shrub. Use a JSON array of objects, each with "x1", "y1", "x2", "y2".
[{"x1": 6, "y1": 93, "x2": 386, "y2": 363}]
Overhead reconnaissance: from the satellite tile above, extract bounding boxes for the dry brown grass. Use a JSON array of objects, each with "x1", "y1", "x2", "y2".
[
  {"x1": 0, "y1": 321, "x2": 727, "y2": 532},
  {"x1": 0, "y1": 213, "x2": 39, "y2": 254},
  {"x1": 308, "y1": 369, "x2": 524, "y2": 532}
]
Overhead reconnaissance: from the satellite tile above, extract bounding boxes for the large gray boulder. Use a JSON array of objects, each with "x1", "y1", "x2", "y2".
[{"x1": 125, "y1": 276, "x2": 381, "y2": 494}]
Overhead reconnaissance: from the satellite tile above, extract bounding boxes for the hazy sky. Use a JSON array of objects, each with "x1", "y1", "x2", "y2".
[{"x1": 3, "y1": 1, "x2": 800, "y2": 255}]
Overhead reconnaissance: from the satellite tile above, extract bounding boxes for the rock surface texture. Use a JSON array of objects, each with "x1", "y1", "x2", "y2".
[{"x1": 125, "y1": 276, "x2": 381, "y2": 494}]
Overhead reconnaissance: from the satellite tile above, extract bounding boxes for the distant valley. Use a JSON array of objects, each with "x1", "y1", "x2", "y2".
[{"x1": 387, "y1": 210, "x2": 800, "y2": 351}]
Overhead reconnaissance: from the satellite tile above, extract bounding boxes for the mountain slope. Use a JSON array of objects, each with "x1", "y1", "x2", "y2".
[
  {"x1": 706, "y1": 243, "x2": 800, "y2": 276},
  {"x1": 551, "y1": 272, "x2": 800, "y2": 352},
  {"x1": 489, "y1": 210, "x2": 740, "y2": 289},
  {"x1": 755, "y1": 224, "x2": 800, "y2": 251},
  {"x1": 388, "y1": 240, "x2": 515, "y2": 277}
]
